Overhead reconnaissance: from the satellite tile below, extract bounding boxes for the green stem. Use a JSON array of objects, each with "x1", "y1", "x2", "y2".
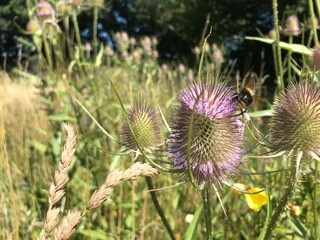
[
  {"x1": 72, "y1": 11, "x2": 85, "y2": 62},
  {"x1": 272, "y1": 0, "x2": 284, "y2": 92},
  {"x1": 42, "y1": 33, "x2": 53, "y2": 69},
  {"x1": 145, "y1": 177, "x2": 176, "y2": 240},
  {"x1": 263, "y1": 156, "x2": 301, "y2": 240},
  {"x1": 287, "y1": 35, "x2": 293, "y2": 84},
  {"x1": 272, "y1": 45, "x2": 279, "y2": 83},
  {"x1": 63, "y1": 16, "x2": 74, "y2": 60},
  {"x1": 93, "y1": 6, "x2": 99, "y2": 59},
  {"x1": 314, "y1": 0, "x2": 320, "y2": 32},
  {"x1": 202, "y1": 188, "x2": 212, "y2": 240},
  {"x1": 309, "y1": 0, "x2": 319, "y2": 45},
  {"x1": 314, "y1": 162, "x2": 319, "y2": 239}
]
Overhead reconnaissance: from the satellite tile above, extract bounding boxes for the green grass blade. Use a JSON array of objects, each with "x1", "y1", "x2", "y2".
[
  {"x1": 184, "y1": 204, "x2": 204, "y2": 240},
  {"x1": 258, "y1": 188, "x2": 272, "y2": 240},
  {"x1": 73, "y1": 96, "x2": 120, "y2": 144}
]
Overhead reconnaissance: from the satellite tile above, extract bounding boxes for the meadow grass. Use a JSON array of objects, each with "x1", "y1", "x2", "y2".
[{"x1": 1, "y1": 0, "x2": 320, "y2": 239}]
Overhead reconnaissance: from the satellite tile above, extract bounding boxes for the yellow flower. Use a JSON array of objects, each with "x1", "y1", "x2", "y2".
[{"x1": 244, "y1": 188, "x2": 268, "y2": 212}]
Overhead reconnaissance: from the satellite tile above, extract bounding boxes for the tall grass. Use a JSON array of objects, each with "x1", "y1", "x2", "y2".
[{"x1": 1, "y1": 0, "x2": 320, "y2": 239}]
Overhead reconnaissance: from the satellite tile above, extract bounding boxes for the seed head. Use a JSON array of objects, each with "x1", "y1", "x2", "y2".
[
  {"x1": 166, "y1": 82, "x2": 245, "y2": 186},
  {"x1": 284, "y1": 15, "x2": 301, "y2": 36},
  {"x1": 270, "y1": 80, "x2": 320, "y2": 157},
  {"x1": 120, "y1": 103, "x2": 162, "y2": 151},
  {"x1": 37, "y1": 1, "x2": 55, "y2": 21},
  {"x1": 26, "y1": 19, "x2": 41, "y2": 34}
]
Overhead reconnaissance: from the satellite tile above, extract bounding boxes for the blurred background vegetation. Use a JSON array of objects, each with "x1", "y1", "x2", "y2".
[
  {"x1": 0, "y1": 0, "x2": 308, "y2": 73},
  {"x1": 0, "y1": 0, "x2": 319, "y2": 239}
]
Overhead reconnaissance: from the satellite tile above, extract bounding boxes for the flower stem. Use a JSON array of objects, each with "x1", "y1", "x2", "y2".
[
  {"x1": 272, "y1": 0, "x2": 284, "y2": 92},
  {"x1": 92, "y1": 5, "x2": 99, "y2": 59},
  {"x1": 263, "y1": 155, "x2": 301, "y2": 240},
  {"x1": 287, "y1": 35, "x2": 293, "y2": 84},
  {"x1": 202, "y1": 187, "x2": 212, "y2": 240},
  {"x1": 309, "y1": 0, "x2": 319, "y2": 45},
  {"x1": 314, "y1": 161, "x2": 319, "y2": 239},
  {"x1": 72, "y1": 11, "x2": 85, "y2": 62},
  {"x1": 145, "y1": 177, "x2": 176, "y2": 240}
]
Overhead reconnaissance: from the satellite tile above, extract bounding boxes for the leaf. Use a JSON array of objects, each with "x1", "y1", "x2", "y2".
[
  {"x1": 249, "y1": 109, "x2": 274, "y2": 117},
  {"x1": 184, "y1": 204, "x2": 203, "y2": 240},
  {"x1": 26, "y1": 139, "x2": 47, "y2": 154},
  {"x1": 95, "y1": 42, "x2": 104, "y2": 67},
  {"x1": 245, "y1": 36, "x2": 312, "y2": 55},
  {"x1": 16, "y1": 37, "x2": 35, "y2": 48},
  {"x1": 78, "y1": 229, "x2": 110, "y2": 240},
  {"x1": 289, "y1": 216, "x2": 314, "y2": 239},
  {"x1": 12, "y1": 68, "x2": 41, "y2": 82}
]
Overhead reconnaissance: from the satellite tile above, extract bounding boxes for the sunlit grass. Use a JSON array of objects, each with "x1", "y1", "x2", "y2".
[{"x1": 1, "y1": 0, "x2": 320, "y2": 239}]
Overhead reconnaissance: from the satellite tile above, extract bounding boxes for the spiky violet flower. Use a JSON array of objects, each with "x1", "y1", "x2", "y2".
[
  {"x1": 166, "y1": 82, "x2": 245, "y2": 188},
  {"x1": 270, "y1": 80, "x2": 320, "y2": 161},
  {"x1": 120, "y1": 103, "x2": 162, "y2": 151}
]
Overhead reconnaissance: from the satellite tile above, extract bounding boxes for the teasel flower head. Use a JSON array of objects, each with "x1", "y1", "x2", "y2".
[
  {"x1": 270, "y1": 80, "x2": 320, "y2": 161},
  {"x1": 26, "y1": 19, "x2": 41, "y2": 35},
  {"x1": 37, "y1": 1, "x2": 55, "y2": 22},
  {"x1": 166, "y1": 82, "x2": 245, "y2": 188},
  {"x1": 120, "y1": 103, "x2": 162, "y2": 151},
  {"x1": 284, "y1": 15, "x2": 301, "y2": 36}
]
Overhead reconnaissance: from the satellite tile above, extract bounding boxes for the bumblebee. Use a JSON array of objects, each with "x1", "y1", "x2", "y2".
[
  {"x1": 234, "y1": 76, "x2": 255, "y2": 113},
  {"x1": 237, "y1": 87, "x2": 254, "y2": 112}
]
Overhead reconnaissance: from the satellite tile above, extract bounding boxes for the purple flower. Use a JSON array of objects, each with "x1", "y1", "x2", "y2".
[{"x1": 166, "y1": 82, "x2": 245, "y2": 187}]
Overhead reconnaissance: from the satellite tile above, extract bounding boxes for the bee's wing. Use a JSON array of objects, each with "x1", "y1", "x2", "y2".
[{"x1": 242, "y1": 72, "x2": 257, "y2": 94}]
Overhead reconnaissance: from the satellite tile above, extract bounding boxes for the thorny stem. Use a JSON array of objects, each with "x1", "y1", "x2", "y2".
[
  {"x1": 92, "y1": 6, "x2": 99, "y2": 58},
  {"x1": 202, "y1": 187, "x2": 213, "y2": 240},
  {"x1": 145, "y1": 177, "x2": 176, "y2": 240},
  {"x1": 314, "y1": 162, "x2": 319, "y2": 239},
  {"x1": 272, "y1": 0, "x2": 284, "y2": 92},
  {"x1": 309, "y1": 0, "x2": 319, "y2": 45},
  {"x1": 263, "y1": 154, "x2": 301, "y2": 240},
  {"x1": 315, "y1": 0, "x2": 320, "y2": 38},
  {"x1": 287, "y1": 35, "x2": 293, "y2": 84},
  {"x1": 42, "y1": 33, "x2": 53, "y2": 69},
  {"x1": 72, "y1": 11, "x2": 85, "y2": 62}
]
